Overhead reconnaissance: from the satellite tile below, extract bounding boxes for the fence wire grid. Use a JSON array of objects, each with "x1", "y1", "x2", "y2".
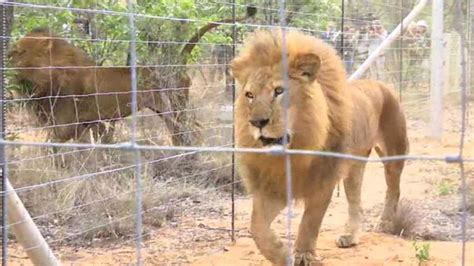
[{"x1": 0, "y1": 0, "x2": 473, "y2": 265}]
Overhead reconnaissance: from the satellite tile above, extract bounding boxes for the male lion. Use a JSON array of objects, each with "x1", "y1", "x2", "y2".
[
  {"x1": 8, "y1": 7, "x2": 258, "y2": 144},
  {"x1": 231, "y1": 30, "x2": 408, "y2": 265},
  {"x1": 8, "y1": 28, "x2": 189, "y2": 144}
]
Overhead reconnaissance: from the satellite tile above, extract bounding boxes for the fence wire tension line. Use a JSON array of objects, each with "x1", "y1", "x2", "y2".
[{"x1": 0, "y1": 0, "x2": 473, "y2": 265}]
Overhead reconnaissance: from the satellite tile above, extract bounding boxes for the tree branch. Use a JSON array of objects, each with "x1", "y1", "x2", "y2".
[{"x1": 180, "y1": 6, "x2": 257, "y2": 61}]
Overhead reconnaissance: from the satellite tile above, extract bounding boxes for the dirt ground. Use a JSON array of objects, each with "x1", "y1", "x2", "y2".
[{"x1": 7, "y1": 103, "x2": 474, "y2": 265}]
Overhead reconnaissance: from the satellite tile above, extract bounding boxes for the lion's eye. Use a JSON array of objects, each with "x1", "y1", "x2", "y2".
[
  {"x1": 245, "y1": 91, "x2": 254, "y2": 99},
  {"x1": 274, "y1": 86, "x2": 285, "y2": 96}
]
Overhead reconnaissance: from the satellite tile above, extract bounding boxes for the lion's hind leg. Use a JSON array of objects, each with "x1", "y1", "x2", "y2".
[
  {"x1": 374, "y1": 83, "x2": 409, "y2": 232},
  {"x1": 375, "y1": 141, "x2": 407, "y2": 232},
  {"x1": 336, "y1": 160, "x2": 367, "y2": 248},
  {"x1": 251, "y1": 194, "x2": 288, "y2": 265}
]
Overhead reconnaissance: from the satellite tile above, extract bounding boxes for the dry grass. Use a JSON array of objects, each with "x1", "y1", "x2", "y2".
[
  {"x1": 8, "y1": 145, "x2": 212, "y2": 245},
  {"x1": 383, "y1": 199, "x2": 420, "y2": 238},
  {"x1": 467, "y1": 169, "x2": 474, "y2": 215}
]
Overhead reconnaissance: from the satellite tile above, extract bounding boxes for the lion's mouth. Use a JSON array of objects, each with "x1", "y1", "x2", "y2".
[{"x1": 259, "y1": 134, "x2": 291, "y2": 146}]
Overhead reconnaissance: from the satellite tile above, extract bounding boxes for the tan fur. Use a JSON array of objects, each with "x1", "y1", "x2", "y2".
[
  {"x1": 232, "y1": 30, "x2": 408, "y2": 265},
  {"x1": 9, "y1": 28, "x2": 190, "y2": 144}
]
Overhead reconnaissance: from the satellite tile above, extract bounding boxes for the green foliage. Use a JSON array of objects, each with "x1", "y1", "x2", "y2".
[
  {"x1": 9, "y1": 0, "x2": 342, "y2": 60},
  {"x1": 6, "y1": 73, "x2": 34, "y2": 97},
  {"x1": 437, "y1": 179, "x2": 456, "y2": 196},
  {"x1": 413, "y1": 241, "x2": 430, "y2": 264},
  {"x1": 11, "y1": 1, "x2": 130, "y2": 66}
]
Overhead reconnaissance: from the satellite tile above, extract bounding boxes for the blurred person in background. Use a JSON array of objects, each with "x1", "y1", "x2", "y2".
[
  {"x1": 334, "y1": 25, "x2": 358, "y2": 74},
  {"x1": 404, "y1": 20, "x2": 430, "y2": 86},
  {"x1": 321, "y1": 23, "x2": 336, "y2": 45},
  {"x1": 368, "y1": 20, "x2": 388, "y2": 80}
]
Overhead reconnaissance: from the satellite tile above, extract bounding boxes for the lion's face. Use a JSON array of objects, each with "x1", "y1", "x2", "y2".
[
  {"x1": 239, "y1": 66, "x2": 290, "y2": 146},
  {"x1": 8, "y1": 32, "x2": 52, "y2": 68},
  {"x1": 233, "y1": 53, "x2": 322, "y2": 147}
]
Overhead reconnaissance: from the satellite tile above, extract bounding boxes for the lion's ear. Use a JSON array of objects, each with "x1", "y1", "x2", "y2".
[{"x1": 291, "y1": 53, "x2": 321, "y2": 81}]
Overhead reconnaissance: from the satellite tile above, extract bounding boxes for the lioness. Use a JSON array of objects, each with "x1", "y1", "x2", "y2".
[{"x1": 232, "y1": 30, "x2": 408, "y2": 265}]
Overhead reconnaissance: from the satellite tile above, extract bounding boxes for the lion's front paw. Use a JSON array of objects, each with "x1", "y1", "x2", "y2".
[
  {"x1": 335, "y1": 234, "x2": 358, "y2": 248},
  {"x1": 294, "y1": 251, "x2": 322, "y2": 266}
]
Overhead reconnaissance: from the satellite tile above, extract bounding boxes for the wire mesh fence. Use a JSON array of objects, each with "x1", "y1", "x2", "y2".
[{"x1": 0, "y1": 0, "x2": 472, "y2": 265}]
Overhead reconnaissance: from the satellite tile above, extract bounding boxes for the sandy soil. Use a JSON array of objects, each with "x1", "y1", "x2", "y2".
[{"x1": 6, "y1": 104, "x2": 474, "y2": 265}]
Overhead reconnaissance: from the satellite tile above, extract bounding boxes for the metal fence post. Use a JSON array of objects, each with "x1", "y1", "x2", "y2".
[
  {"x1": 1, "y1": 1, "x2": 10, "y2": 264},
  {"x1": 430, "y1": 0, "x2": 444, "y2": 139}
]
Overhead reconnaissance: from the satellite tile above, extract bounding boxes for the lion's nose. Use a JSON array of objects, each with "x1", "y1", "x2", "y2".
[{"x1": 249, "y1": 118, "x2": 269, "y2": 129}]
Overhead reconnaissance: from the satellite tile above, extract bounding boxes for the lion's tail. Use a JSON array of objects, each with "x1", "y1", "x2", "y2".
[{"x1": 375, "y1": 81, "x2": 410, "y2": 156}]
